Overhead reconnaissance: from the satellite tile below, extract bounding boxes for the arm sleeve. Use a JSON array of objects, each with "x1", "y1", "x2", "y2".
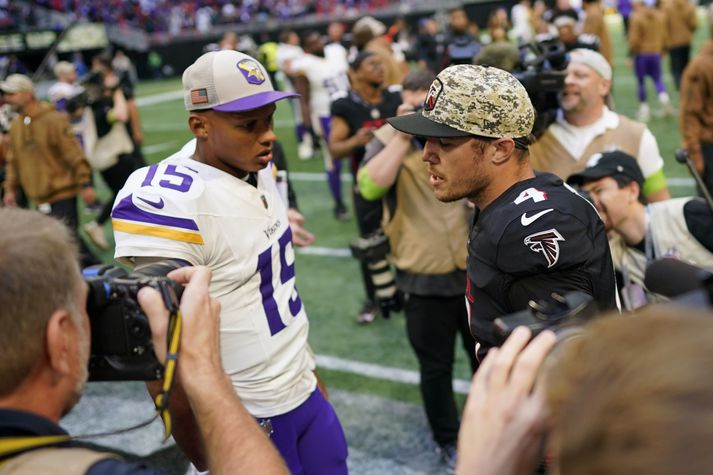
[
  {"x1": 637, "y1": 128, "x2": 668, "y2": 195},
  {"x1": 357, "y1": 138, "x2": 391, "y2": 201},
  {"x1": 272, "y1": 141, "x2": 299, "y2": 210},
  {"x1": 111, "y1": 166, "x2": 205, "y2": 266}
]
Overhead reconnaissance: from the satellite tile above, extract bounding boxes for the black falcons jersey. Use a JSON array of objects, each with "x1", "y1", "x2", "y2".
[
  {"x1": 330, "y1": 89, "x2": 401, "y2": 175},
  {"x1": 466, "y1": 173, "x2": 617, "y2": 348}
]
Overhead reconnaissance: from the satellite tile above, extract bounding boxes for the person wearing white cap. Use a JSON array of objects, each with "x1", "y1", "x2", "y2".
[
  {"x1": 528, "y1": 48, "x2": 671, "y2": 203},
  {"x1": 111, "y1": 50, "x2": 348, "y2": 474}
]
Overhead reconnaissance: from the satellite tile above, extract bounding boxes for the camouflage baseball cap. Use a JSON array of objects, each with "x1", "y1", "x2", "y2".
[{"x1": 387, "y1": 65, "x2": 535, "y2": 139}]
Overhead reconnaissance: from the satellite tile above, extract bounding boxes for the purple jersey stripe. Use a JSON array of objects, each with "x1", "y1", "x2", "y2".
[{"x1": 111, "y1": 194, "x2": 200, "y2": 231}]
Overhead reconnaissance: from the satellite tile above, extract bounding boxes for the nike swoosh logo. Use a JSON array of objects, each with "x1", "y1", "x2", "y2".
[
  {"x1": 521, "y1": 209, "x2": 554, "y2": 226},
  {"x1": 137, "y1": 196, "x2": 165, "y2": 209}
]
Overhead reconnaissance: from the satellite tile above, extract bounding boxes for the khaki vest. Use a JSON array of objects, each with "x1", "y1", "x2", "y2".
[
  {"x1": 377, "y1": 128, "x2": 469, "y2": 274},
  {"x1": 0, "y1": 447, "x2": 117, "y2": 475},
  {"x1": 529, "y1": 114, "x2": 645, "y2": 180},
  {"x1": 611, "y1": 198, "x2": 713, "y2": 289}
]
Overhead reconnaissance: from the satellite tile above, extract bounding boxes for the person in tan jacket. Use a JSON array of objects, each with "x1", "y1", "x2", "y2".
[
  {"x1": 679, "y1": 5, "x2": 713, "y2": 196},
  {"x1": 663, "y1": 0, "x2": 698, "y2": 89},
  {"x1": 628, "y1": 0, "x2": 672, "y2": 121},
  {"x1": 582, "y1": 0, "x2": 613, "y2": 64},
  {"x1": 1, "y1": 74, "x2": 99, "y2": 266}
]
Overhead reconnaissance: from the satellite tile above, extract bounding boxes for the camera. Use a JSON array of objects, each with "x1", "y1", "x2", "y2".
[
  {"x1": 349, "y1": 230, "x2": 402, "y2": 318},
  {"x1": 512, "y1": 36, "x2": 569, "y2": 138},
  {"x1": 83, "y1": 260, "x2": 186, "y2": 382},
  {"x1": 494, "y1": 291, "x2": 598, "y2": 345}
]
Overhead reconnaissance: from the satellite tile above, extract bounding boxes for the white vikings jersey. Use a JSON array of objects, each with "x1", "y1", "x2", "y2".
[
  {"x1": 291, "y1": 53, "x2": 349, "y2": 117},
  {"x1": 111, "y1": 142, "x2": 316, "y2": 417}
]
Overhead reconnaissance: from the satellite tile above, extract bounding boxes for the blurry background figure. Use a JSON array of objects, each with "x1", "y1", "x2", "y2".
[
  {"x1": 147, "y1": 49, "x2": 163, "y2": 79},
  {"x1": 511, "y1": 0, "x2": 534, "y2": 44},
  {"x1": 444, "y1": 7, "x2": 480, "y2": 66},
  {"x1": 351, "y1": 15, "x2": 406, "y2": 86},
  {"x1": 662, "y1": 0, "x2": 698, "y2": 90},
  {"x1": 628, "y1": 0, "x2": 673, "y2": 121},
  {"x1": 486, "y1": 8, "x2": 511, "y2": 44},
  {"x1": 292, "y1": 31, "x2": 350, "y2": 221},
  {"x1": 582, "y1": 0, "x2": 613, "y2": 64},
  {"x1": 258, "y1": 35, "x2": 280, "y2": 91},
  {"x1": 554, "y1": 15, "x2": 601, "y2": 53},
  {"x1": 415, "y1": 18, "x2": 444, "y2": 73},
  {"x1": 72, "y1": 51, "x2": 88, "y2": 78},
  {"x1": 219, "y1": 31, "x2": 238, "y2": 50},
  {"x1": 276, "y1": 30, "x2": 314, "y2": 160},
  {"x1": 112, "y1": 50, "x2": 138, "y2": 87},
  {"x1": 48, "y1": 61, "x2": 82, "y2": 112},
  {"x1": 679, "y1": 5, "x2": 713, "y2": 197},
  {"x1": 618, "y1": 0, "x2": 633, "y2": 34}
]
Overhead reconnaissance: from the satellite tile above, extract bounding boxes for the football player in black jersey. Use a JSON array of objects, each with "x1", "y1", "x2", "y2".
[{"x1": 389, "y1": 64, "x2": 618, "y2": 358}]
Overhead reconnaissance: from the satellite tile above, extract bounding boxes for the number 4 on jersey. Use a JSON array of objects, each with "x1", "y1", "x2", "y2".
[{"x1": 514, "y1": 187, "x2": 548, "y2": 205}]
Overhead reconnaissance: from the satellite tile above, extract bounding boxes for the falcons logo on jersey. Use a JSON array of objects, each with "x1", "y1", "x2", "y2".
[{"x1": 524, "y1": 229, "x2": 565, "y2": 268}]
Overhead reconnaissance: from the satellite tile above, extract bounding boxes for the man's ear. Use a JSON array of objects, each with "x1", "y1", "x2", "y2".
[
  {"x1": 45, "y1": 310, "x2": 75, "y2": 381},
  {"x1": 188, "y1": 112, "x2": 209, "y2": 139},
  {"x1": 490, "y1": 138, "x2": 516, "y2": 166}
]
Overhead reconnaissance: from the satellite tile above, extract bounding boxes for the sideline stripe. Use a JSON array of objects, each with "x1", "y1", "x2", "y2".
[
  {"x1": 316, "y1": 354, "x2": 472, "y2": 395},
  {"x1": 136, "y1": 90, "x2": 184, "y2": 107},
  {"x1": 297, "y1": 246, "x2": 352, "y2": 257}
]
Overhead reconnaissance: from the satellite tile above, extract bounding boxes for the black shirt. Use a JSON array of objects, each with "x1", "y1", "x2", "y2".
[
  {"x1": 466, "y1": 173, "x2": 617, "y2": 348},
  {"x1": 330, "y1": 89, "x2": 401, "y2": 177},
  {"x1": 0, "y1": 409, "x2": 164, "y2": 475}
]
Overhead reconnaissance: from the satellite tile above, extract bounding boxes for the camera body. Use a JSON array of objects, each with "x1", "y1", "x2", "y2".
[
  {"x1": 512, "y1": 36, "x2": 569, "y2": 138},
  {"x1": 494, "y1": 291, "x2": 598, "y2": 345},
  {"x1": 83, "y1": 260, "x2": 185, "y2": 381}
]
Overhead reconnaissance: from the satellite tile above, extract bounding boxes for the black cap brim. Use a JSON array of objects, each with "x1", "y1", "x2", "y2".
[
  {"x1": 387, "y1": 112, "x2": 471, "y2": 138},
  {"x1": 566, "y1": 168, "x2": 613, "y2": 186}
]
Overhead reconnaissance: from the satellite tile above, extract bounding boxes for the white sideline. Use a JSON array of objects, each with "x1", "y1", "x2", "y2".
[{"x1": 316, "y1": 354, "x2": 472, "y2": 395}]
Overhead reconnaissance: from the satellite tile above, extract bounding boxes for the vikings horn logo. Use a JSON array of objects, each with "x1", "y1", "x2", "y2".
[
  {"x1": 424, "y1": 78, "x2": 443, "y2": 111},
  {"x1": 237, "y1": 59, "x2": 266, "y2": 85},
  {"x1": 524, "y1": 229, "x2": 565, "y2": 268}
]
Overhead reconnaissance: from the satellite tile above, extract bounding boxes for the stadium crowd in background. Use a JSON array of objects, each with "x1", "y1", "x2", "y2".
[{"x1": 2, "y1": 0, "x2": 713, "y2": 473}]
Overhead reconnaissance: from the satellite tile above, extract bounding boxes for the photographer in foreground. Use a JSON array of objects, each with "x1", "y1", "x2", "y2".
[
  {"x1": 457, "y1": 305, "x2": 713, "y2": 475},
  {"x1": 358, "y1": 69, "x2": 477, "y2": 469},
  {"x1": 0, "y1": 208, "x2": 287, "y2": 474}
]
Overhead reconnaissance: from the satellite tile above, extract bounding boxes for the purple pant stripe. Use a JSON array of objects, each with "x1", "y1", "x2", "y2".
[{"x1": 257, "y1": 389, "x2": 348, "y2": 475}]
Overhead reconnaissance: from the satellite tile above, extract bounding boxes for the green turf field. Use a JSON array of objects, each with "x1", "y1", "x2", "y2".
[{"x1": 85, "y1": 11, "x2": 709, "y2": 412}]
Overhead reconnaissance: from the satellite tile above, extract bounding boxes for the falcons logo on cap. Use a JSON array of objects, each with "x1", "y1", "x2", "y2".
[{"x1": 524, "y1": 229, "x2": 565, "y2": 268}]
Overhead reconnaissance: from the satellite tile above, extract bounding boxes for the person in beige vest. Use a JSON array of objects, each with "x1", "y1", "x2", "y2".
[
  {"x1": 529, "y1": 48, "x2": 671, "y2": 202},
  {"x1": 0, "y1": 208, "x2": 288, "y2": 475},
  {"x1": 357, "y1": 70, "x2": 476, "y2": 471},
  {"x1": 568, "y1": 151, "x2": 713, "y2": 309},
  {"x1": 662, "y1": 0, "x2": 698, "y2": 89}
]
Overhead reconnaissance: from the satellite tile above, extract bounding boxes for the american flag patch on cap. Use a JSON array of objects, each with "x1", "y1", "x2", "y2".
[{"x1": 191, "y1": 88, "x2": 209, "y2": 105}]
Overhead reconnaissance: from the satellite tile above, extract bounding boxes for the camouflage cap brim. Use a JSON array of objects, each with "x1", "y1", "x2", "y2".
[{"x1": 387, "y1": 112, "x2": 472, "y2": 138}]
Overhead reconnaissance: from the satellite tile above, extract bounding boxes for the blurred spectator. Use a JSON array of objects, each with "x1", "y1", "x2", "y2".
[
  {"x1": 511, "y1": 0, "x2": 534, "y2": 44},
  {"x1": 351, "y1": 15, "x2": 405, "y2": 86},
  {"x1": 568, "y1": 151, "x2": 713, "y2": 309},
  {"x1": 444, "y1": 7, "x2": 480, "y2": 66},
  {"x1": 529, "y1": 48, "x2": 671, "y2": 203},
  {"x1": 628, "y1": 0, "x2": 672, "y2": 121},
  {"x1": 72, "y1": 52, "x2": 89, "y2": 78},
  {"x1": 679, "y1": 6, "x2": 713, "y2": 197},
  {"x1": 554, "y1": 15, "x2": 600, "y2": 52},
  {"x1": 147, "y1": 49, "x2": 163, "y2": 79},
  {"x1": 415, "y1": 18, "x2": 444, "y2": 73},
  {"x1": 486, "y1": 8, "x2": 511, "y2": 43},
  {"x1": 112, "y1": 49, "x2": 138, "y2": 87},
  {"x1": 219, "y1": 31, "x2": 238, "y2": 50},
  {"x1": 48, "y1": 61, "x2": 81, "y2": 112},
  {"x1": 663, "y1": 0, "x2": 697, "y2": 90},
  {"x1": 292, "y1": 30, "x2": 350, "y2": 220},
  {"x1": 582, "y1": 0, "x2": 612, "y2": 64},
  {"x1": 544, "y1": 0, "x2": 580, "y2": 24},
  {"x1": 1, "y1": 74, "x2": 99, "y2": 266},
  {"x1": 618, "y1": 0, "x2": 633, "y2": 34}
]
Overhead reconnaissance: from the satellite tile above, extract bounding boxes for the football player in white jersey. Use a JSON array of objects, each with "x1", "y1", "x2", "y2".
[
  {"x1": 292, "y1": 31, "x2": 351, "y2": 220},
  {"x1": 111, "y1": 50, "x2": 348, "y2": 475}
]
